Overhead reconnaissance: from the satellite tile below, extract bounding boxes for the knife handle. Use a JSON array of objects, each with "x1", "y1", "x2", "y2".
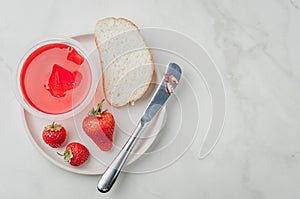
[{"x1": 97, "y1": 121, "x2": 146, "y2": 193}]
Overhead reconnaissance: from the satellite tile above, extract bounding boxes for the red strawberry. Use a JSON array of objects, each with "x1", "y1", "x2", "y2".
[
  {"x1": 59, "y1": 142, "x2": 89, "y2": 166},
  {"x1": 42, "y1": 122, "x2": 67, "y2": 148},
  {"x1": 82, "y1": 99, "x2": 115, "y2": 151},
  {"x1": 47, "y1": 64, "x2": 82, "y2": 97}
]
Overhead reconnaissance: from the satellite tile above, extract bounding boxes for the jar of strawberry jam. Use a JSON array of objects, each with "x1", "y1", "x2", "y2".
[{"x1": 16, "y1": 37, "x2": 98, "y2": 120}]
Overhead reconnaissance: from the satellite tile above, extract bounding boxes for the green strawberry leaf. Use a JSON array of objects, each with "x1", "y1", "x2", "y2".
[
  {"x1": 63, "y1": 149, "x2": 73, "y2": 163},
  {"x1": 45, "y1": 122, "x2": 62, "y2": 131},
  {"x1": 89, "y1": 99, "x2": 107, "y2": 116}
]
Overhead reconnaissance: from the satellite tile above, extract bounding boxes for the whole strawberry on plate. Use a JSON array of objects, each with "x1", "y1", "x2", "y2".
[
  {"x1": 59, "y1": 142, "x2": 89, "y2": 166},
  {"x1": 42, "y1": 122, "x2": 67, "y2": 148},
  {"x1": 82, "y1": 99, "x2": 115, "y2": 151}
]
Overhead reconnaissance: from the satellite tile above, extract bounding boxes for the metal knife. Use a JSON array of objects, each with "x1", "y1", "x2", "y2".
[{"x1": 97, "y1": 62, "x2": 182, "y2": 193}]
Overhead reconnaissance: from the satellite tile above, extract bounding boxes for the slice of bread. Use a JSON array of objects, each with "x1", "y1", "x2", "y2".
[{"x1": 94, "y1": 17, "x2": 154, "y2": 107}]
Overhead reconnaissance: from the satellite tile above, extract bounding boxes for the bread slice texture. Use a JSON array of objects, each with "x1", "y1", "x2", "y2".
[{"x1": 94, "y1": 17, "x2": 154, "y2": 107}]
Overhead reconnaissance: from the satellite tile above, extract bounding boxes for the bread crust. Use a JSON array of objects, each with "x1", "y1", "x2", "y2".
[{"x1": 94, "y1": 17, "x2": 155, "y2": 108}]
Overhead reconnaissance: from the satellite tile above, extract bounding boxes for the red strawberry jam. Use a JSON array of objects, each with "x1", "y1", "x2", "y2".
[
  {"x1": 47, "y1": 64, "x2": 82, "y2": 97},
  {"x1": 67, "y1": 48, "x2": 85, "y2": 65},
  {"x1": 20, "y1": 43, "x2": 91, "y2": 115}
]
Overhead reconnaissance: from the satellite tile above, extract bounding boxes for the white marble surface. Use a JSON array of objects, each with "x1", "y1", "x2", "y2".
[{"x1": 1, "y1": 0, "x2": 300, "y2": 198}]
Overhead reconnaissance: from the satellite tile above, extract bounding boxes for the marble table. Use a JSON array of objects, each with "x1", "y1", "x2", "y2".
[{"x1": 0, "y1": 0, "x2": 299, "y2": 198}]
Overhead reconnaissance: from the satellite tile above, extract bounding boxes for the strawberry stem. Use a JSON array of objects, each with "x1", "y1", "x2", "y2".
[
  {"x1": 57, "y1": 152, "x2": 64, "y2": 156},
  {"x1": 89, "y1": 99, "x2": 108, "y2": 116},
  {"x1": 96, "y1": 99, "x2": 105, "y2": 114},
  {"x1": 45, "y1": 122, "x2": 62, "y2": 131},
  {"x1": 57, "y1": 150, "x2": 73, "y2": 163}
]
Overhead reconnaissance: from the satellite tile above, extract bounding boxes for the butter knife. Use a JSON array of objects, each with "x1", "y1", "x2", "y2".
[{"x1": 97, "y1": 62, "x2": 182, "y2": 193}]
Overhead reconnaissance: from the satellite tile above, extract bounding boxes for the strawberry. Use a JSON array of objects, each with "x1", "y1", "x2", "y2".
[
  {"x1": 59, "y1": 142, "x2": 89, "y2": 166},
  {"x1": 82, "y1": 99, "x2": 115, "y2": 151},
  {"x1": 42, "y1": 122, "x2": 67, "y2": 148}
]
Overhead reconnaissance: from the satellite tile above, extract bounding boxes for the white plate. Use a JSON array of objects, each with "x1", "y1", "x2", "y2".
[
  {"x1": 22, "y1": 33, "x2": 166, "y2": 175},
  {"x1": 22, "y1": 29, "x2": 225, "y2": 175}
]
